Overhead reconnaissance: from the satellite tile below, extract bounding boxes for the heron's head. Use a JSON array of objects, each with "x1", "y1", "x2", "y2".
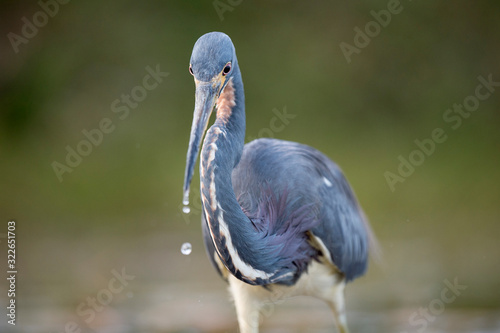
[
  {"x1": 189, "y1": 32, "x2": 236, "y2": 83},
  {"x1": 183, "y1": 32, "x2": 237, "y2": 204}
]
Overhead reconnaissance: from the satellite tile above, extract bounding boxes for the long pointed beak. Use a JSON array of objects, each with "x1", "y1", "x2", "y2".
[{"x1": 183, "y1": 82, "x2": 219, "y2": 205}]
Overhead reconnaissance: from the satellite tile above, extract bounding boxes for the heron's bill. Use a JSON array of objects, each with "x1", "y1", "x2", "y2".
[{"x1": 183, "y1": 81, "x2": 220, "y2": 204}]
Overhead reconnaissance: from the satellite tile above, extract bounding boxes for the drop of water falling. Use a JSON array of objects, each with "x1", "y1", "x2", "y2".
[
  {"x1": 182, "y1": 206, "x2": 190, "y2": 214},
  {"x1": 181, "y1": 242, "x2": 192, "y2": 255},
  {"x1": 183, "y1": 190, "x2": 190, "y2": 206}
]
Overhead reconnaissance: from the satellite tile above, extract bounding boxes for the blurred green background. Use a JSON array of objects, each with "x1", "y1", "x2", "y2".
[{"x1": 1, "y1": 1, "x2": 499, "y2": 332}]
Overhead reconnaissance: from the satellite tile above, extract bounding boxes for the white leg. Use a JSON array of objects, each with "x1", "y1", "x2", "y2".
[
  {"x1": 327, "y1": 284, "x2": 350, "y2": 333},
  {"x1": 299, "y1": 260, "x2": 350, "y2": 333},
  {"x1": 227, "y1": 260, "x2": 351, "y2": 333},
  {"x1": 228, "y1": 275, "x2": 262, "y2": 333}
]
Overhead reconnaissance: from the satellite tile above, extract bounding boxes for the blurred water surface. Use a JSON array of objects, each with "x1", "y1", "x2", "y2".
[{"x1": 1, "y1": 227, "x2": 498, "y2": 333}]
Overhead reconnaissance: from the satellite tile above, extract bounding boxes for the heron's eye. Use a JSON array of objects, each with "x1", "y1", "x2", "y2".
[
  {"x1": 222, "y1": 63, "x2": 231, "y2": 76},
  {"x1": 189, "y1": 65, "x2": 194, "y2": 75}
]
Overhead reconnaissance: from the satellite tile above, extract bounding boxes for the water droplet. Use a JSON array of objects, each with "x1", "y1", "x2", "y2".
[
  {"x1": 181, "y1": 242, "x2": 192, "y2": 255},
  {"x1": 182, "y1": 206, "x2": 190, "y2": 214},
  {"x1": 183, "y1": 191, "x2": 190, "y2": 206}
]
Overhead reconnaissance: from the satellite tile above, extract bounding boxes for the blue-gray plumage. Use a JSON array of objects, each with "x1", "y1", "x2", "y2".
[{"x1": 183, "y1": 31, "x2": 376, "y2": 333}]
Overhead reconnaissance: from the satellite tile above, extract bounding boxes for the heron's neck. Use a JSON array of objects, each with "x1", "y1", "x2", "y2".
[
  {"x1": 199, "y1": 67, "x2": 281, "y2": 285},
  {"x1": 200, "y1": 65, "x2": 246, "y2": 179},
  {"x1": 215, "y1": 68, "x2": 246, "y2": 161}
]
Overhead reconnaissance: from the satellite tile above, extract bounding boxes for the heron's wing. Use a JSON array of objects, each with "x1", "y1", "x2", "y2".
[
  {"x1": 310, "y1": 159, "x2": 370, "y2": 281},
  {"x1": 232, "y1": 138, "x2": 371, "y2": 282}
]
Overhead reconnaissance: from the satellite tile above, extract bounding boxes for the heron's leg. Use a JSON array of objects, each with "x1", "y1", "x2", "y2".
[
  {"x1": 228, "y1": 275, "x2": 262, "y2": 333},
  {"x1": 327, "y1": 283, "x2": 350, "y2": 333},
  {"x1": 303, "y1": 261, "x2": 350, "y2": 333}
]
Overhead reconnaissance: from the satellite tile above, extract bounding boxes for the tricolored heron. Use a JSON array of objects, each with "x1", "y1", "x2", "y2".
[{"x1": 183, "y1": 32, "x2": 377, "y2": 333}]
